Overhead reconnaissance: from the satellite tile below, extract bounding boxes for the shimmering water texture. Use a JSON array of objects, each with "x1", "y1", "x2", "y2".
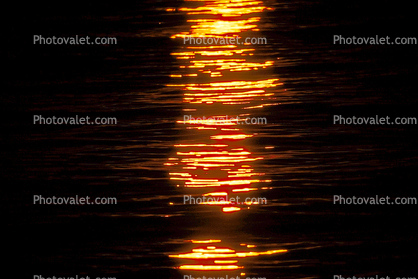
[
  {"x1": 166, "y1": 0, "x2": 283, "y2": 214},
  {"x1": 165, "y1": 0, "x2": 290, "y2": 274}
]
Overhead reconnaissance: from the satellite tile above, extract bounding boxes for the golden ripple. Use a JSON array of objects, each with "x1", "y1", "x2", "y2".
[{"x1": 170, "y1": 240, "x2": 287, "y2": 270}]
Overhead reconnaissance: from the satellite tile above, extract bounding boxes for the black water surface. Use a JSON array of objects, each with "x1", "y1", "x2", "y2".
[{"x1": 4, "y1": 1, "x2": 417, "y2": 278}]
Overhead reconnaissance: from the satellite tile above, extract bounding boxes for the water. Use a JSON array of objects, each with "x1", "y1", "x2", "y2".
[{"x1": 4, "y1": 1, "x2": 417, "y2": 278}]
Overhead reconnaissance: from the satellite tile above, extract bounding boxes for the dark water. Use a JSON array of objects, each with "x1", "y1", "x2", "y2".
[{"x1": 4, "y1": 1, "x2": 417, "y2": 279}]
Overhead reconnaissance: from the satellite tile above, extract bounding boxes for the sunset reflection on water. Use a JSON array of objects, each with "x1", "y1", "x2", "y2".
[
  {"x1": 166, "y1": 0, "x2": 288, "y2": 273},
  {"x1": 166, "y1": 0, "x2": 282, "y2": 213},
  {"x1": 169, "y1": 239, "x2": 287, "y2": 271}
]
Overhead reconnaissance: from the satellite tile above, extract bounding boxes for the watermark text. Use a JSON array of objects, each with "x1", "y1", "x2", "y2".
[
  {"x1": 333, "y1": 35, "x2": 417, "y2": 45},
  {"x1": 33, "y1": 115, "x2": 117, "y2": 125},
  {"x1": 333, "y1": 195, "x2": 417, "y2": 205},
  {"x1": 33, "y1": 195, "x2": 118, "y2": 205},
  {"x1": 33, "y1": 35, "x2": 117, "y2": 45}
]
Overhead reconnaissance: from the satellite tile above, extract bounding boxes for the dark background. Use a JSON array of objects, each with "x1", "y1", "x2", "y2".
[{"x1": 4, "y1": 1, "x2": 417, "y2": 278}]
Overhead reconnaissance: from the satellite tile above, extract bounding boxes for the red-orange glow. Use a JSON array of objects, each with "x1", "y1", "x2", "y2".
[
  {"x1": 184, "y1": 79, "x2": 279, "y2": 91},
  {"x1": 176, "y1": 0, "x2": 267, "y2": 17},
  {"x1": 232, "y1": 187, "x2": 258, "y2": 192},
  {"x1": 192, "y1": 248, "x2": 236, "y2": 253},
  {"x1": 214, "y1": 260, "x2": 238, "y2": 264},
  {"x1": 243, "y1": 201, "x2": 259, "y2": 205},
  {"x1": 203, "y1": 192, "x2": 228, "y2": 196},
  {"x1": 179, "y1": 265, "x2": 241, "y2": 270},
  {"x1": 170, "y1": 241, "x2": 288, "y2": 270},
  {"x1": 174, "y1": 144, "x2": 228, "y2": 147},
  {"x1": 190, "y1": 239, "x2": 222, "y2": 244},
  {"x1": 222, "y1": 206, "x2": 241, "y2": 212},
  {"x1": 210, "y1": 134, "x2": 253, "y2": 140}
]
